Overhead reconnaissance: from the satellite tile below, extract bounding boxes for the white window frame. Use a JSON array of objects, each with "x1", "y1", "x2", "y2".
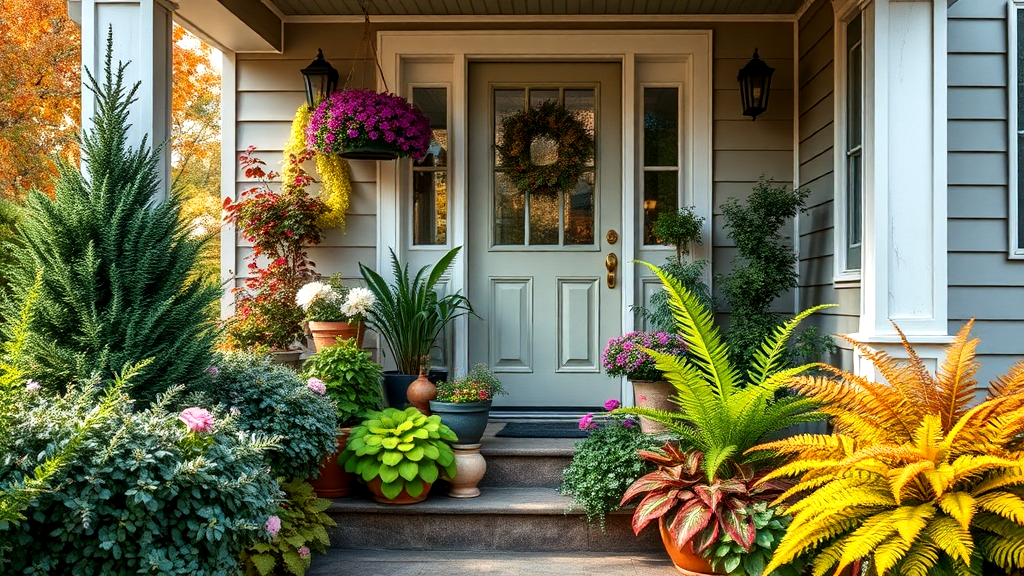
[
  {"x1": 638, "y1": 82, "x2": 685, "y2": 249},
  {"x1": 833, "y1": 0, "x2": 871, "y2": 282},
  {"x1": 1009, "y1": 2, "x2": 1024, "y2": 258}
]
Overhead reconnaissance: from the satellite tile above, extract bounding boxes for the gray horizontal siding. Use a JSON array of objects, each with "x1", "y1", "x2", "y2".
[{"x1": 947, "y1": 0, "x2": 1024, "y2": 388}]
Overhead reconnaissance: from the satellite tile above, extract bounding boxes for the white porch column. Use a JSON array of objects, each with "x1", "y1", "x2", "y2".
[
  {"x1": 80, "y1": 0, "x2": 175, "y2": 201},
  {"x1": 851, "y1": 0, "x2": 951, "y2": 377}
]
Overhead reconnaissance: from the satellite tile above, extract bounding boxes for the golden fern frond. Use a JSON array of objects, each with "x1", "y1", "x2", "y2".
[
  {"x1": 991, "y1": 360, "x2": 1024, "y2": 399},
  {"x1": 795, "y1": 370, "x2": 916, "y2": 443},
  {"x1": 947, "y1": 396, "x2": 1014, "y2": 452},
  {"x1": 951, "y1": 455, "x2": 1023, "y2": 487},
  {"x1": 810, "y1": 534, "x2": 851, "y2": 576},
  {"x1": 976, "y1": 532, "x2": 1024, "y2": 572},
  {"x1": 837, "y1": 334, "x2": 930, "y2": 411},
  {"x1": 775, "y1": 473, "x2": 836, "y2": 503},
  {"x1": 834, "y1": 509, "x2": 900, "y2": 570},
  {"x1": 972, "y1": 467, "x2": 1024, "y2": 496},
  {"x1": 754, "y1": 433, "x2": 856, "y2": 457},
  {"x1": 912, "y1": 414, "x2": 945, "y2": 454},
  {"x1": 922, "y1": 515, "x2": 974, "y2": 566},
  {"x1": 934, "y1": 320, "x2": 980, "y2": 431},
  {"x1": 760, "y1": 458, "x2": 843, "y2": 485},
  {"x1": 892, "y1": 321, "x2": 940, "y2": 409},
  {"x1": 873, "y1": 531, "x2": 917, "y2": 576},
  {"x1": 770, "y1": 510, "x2": 869, "y2": 575},
  {"x1": 938, "y1": 492, "x2": 977, "y2": 530},
  {"x1": 889, "y1": 461, "x2": 935, "y2": 504},
  {"x1": 786, "y1": 483, "x2": 896, "y2": 519},
  {"x1": 746, "y1": 303, "x2": 837, "y2": 388},
  {"x1": 639, "y1": 261, "x2": 740, "y2": 398},
  {"x1": 975, "y1": 491, "x2": 1024, "y2": 525},
  {"x1": 894, "y1": 538, "x2": 942, "y2": 576}
]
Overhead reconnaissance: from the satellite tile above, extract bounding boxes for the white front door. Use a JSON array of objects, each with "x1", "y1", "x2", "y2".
[{"x1": 467, "y1": 62, "x2": 622, "y2": 410}]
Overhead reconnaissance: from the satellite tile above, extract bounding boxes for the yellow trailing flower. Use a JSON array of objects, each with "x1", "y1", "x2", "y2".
[
  {"x1": 282, "y1": 104, "x2": 353, "y2": 230},
  {"x1": 752, "y1": 321, "x2": 1024, "y2": 576}
]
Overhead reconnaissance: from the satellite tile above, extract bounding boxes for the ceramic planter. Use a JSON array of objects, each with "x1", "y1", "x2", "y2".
[
  {"x1": 658, "y1": 517, "x2": 722, "y2": 576},
  {"x1": 308, "y1": 429, "x2": 355, "y2": 498},
  {"x1": 632, "y1": 380, "x2": 675, "y2": 434},
  {"x1": 365, "y1": 477, "x2": 433, "y2": 504},
  {"x1": 383, "y1": 370, "x2": 448, "y2": 409},
  {"x1": 308, "y1": 321, "x2": 365, "y2": 351},
  {"x1": 428, "y1": 400, "x2": 492, "y2": 445},
  {"x1": 407, "y1": 372, "x2": 437, "y2": 415},
  {"x1": 268, "y1": 350, "x2": 302, "y2": 369},
  {"x1": 447, "y1": 444, "x2": 486, "y2": 498}
]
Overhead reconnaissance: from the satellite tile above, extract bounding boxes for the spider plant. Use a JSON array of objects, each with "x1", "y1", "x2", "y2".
[
  {"x1": 359, "y1": 247, "x2": 475, "y2": 375},
  {"x1": 754, "y1": 321, "x2": 1024, "y2": 576}
]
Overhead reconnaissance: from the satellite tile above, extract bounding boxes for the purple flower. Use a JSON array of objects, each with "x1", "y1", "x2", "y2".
[
  {"x1": 298, "y1": 546, "x2": 311, "y2": 558},
  {"x1": 179, "y1": 407, "x2": 214, "y2": 433},
  {"x1": 266, "y1": 515, "x2": 282, "y2": 537},
  {"x1": 307, "y1": 377, "x2": 327, "y2": 395},
  {"x1": 25, "y1": 379, "x2": 41, "y2": 392},
  {"x1": 623, "y1": 419, "x2": 634, "y2": 428},
  {"x1": 604, "y1": 398, "x2": 620, "y2": 411},
  {"x1": 205, "y1": 366, "x2": 219, "y2": 376},
  {"x1": 578, "y1": 413, "x2": 597, "y2": 431}
]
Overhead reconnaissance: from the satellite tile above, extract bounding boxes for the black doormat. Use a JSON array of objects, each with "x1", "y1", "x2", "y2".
[{"x1": 495, "y1": 422, "x2": 590, "y2": 438}]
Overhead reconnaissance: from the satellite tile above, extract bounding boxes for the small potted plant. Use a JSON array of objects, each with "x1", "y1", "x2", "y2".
[
  {"x1": 223, "y1": 147, "x2": 327, "y2": 363},
  {"x1": 359, "y1": 247, "x2": 475, "y2": 407},
  {"x1": 306, "y1": 89, "x2": 432, "y2": 161},
  {"x1": 339, "y1": 406, "x2": 458, "y2": 504},
  {"x1": 601, "y1": 331, "x2": 688, "y2": 433},
  {"x1": 296, "y1": 276, "x2": 376, "y2": 351},
  {"x1": 429, "y1": 364, "x2": 506, "y2": 446},
  {"x1": 302, "y1": 339, "x2": 383, "y2": 498}
]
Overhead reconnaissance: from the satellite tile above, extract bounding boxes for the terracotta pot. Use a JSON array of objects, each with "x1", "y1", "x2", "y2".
[
  {"x1": 447, "y1": 443, "x2": 486, "y2": 498},
  {"x1": 658, "y1": 518, "x2": 723, "y2": 575},
  {"x1": 632, "y1": 380, "x2": 675, "y2": 434},
  {"x1": 308, "y1": 321, "x2": 365, "y2": 351},
  {"x1": 406, "y1": 372, "x2": 437, "y2": 415},
  {"x1": 308, "y1": 429, "x2": 355, "y2": 498},
  {"x1": 365, "y1": 476, "x2": 432, "y2": 504}
]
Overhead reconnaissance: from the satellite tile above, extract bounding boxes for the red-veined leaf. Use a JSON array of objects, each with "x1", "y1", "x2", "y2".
[
  {"x1": 668, "y1": 499, "x2": 714, "y2": 550},
  {"x1": 720, "y1": 506, "x2": 756, "y2": 551},
  {"x1": 630, "y1": 490, "x2": 682, "y2": 534}
]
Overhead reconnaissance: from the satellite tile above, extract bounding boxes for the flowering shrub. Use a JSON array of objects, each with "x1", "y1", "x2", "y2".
[
  {"x1": 601, "y1": 331, "x2": 687, "y2": 381},
  {"x1": 189, "y1": 352, "x2": 337, "y2": 480},
  {"x1": 296, "y1": 276, "x2": 376, "y2": 324},
  {"x1": 435, "y1": 364, "x2": 506, "y2": 403},
  {"x1": 223, "y1": 147, "x2": 328, "y2": 350},
  {"x1": 306, "y1": 89, "x2": 431, "y2": 159},
  {"x1": 239, "y1": 479, "x2": 335, "y2": 576},
  {"x1": 178, "y1": 407, "x2": 214, "y2": 432},
  {"x1": 0, "y1": 386, "x2": 280, "y2": 575}
]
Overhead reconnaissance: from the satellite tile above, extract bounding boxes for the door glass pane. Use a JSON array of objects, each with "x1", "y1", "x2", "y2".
[
  {"x1": 413, "y1": 171, "x2": 447, "y2": 245},
  {"x1": 495, "y1": 171, "x2": 525, "y2": 245},
  {"x1": 643, "y1": 171, "x2": 678, "y2": 245},
  {"x1": 529, "y1": 190, "x2": 559, "y2": 245},
  {"x1": 847, "y1": 44, "x2": 862, "y2": 149},
  {"x1": 644, "y1": 87, "x2": 679, "y2": 167},
  {"x1": 565, "y1": 171, "x2": 595, "y2": 245},
  {"x1": 412, "y1": 88, "x2": 448, "y2": 167},
  {"x1": 565, "y1": 89, "x2": 596, "y2": 166},
  {"x1": 495, "y1": 89, "x2": 525, "y2": 165},
  {"x1": 530, "y1": 89, "x2": 559, "y2": 108}
]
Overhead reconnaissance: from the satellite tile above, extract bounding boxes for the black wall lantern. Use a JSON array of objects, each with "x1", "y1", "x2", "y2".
[
  {"x1": 737, "y1": 48, "x2": 775, "y2": 121},
  {"x1": 300, "y1": 49, "x2": 339, "y2": 110}
]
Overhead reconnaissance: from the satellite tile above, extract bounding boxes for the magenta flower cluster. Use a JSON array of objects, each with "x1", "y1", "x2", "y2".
[
  {"x1": 601, "y1": 331, "x2": 687, "y2": 382},
  {"x1": 578, "y1": 398, "x2": 635, "y2": 431},
  {"x1": 306, "y1": 89, "x2": 432, "y2": 159}
]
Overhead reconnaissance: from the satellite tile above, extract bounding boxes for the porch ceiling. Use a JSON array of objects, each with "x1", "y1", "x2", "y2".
[{"x1": 267, "y1": 0, "x2": 807, "y2": 16}]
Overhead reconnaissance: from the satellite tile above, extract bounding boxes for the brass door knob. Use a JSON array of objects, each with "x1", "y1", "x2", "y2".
[{"x1": 605, "y1": 253, "x2": 618, "y2": 289}]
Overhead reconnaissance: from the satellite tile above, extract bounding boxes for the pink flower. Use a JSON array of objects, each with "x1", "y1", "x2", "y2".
[
  {"x1": 623, "y1": 419, "x2": 634, "y2": 429},
  {"x1": 25, "y1": 379, "x2": 41, "y2": 391},
  {"x1": 604, "y1": 398, "x2": 620, "y2": 411},
  {"x1": 205, "y1": 366, "x2": 219, "y2": 376},
  {"x1": 266, "y1": 515, "x2": 282, "y2": 537},
  {"x1": 578, "y1": 413, "x2": 597, "y2": 431},
  {"x1": 178, "y1": 407, "x2": 214, "y2": 433},
  {"x1": 229, "y1": 407, "x2": 241, "y2": 416},
  {"x1": 307, "y1": 377, "x2": 327, "y2": 395},
  {"x1": 298, "y1": 546, "x2": 311, "y2": 558}
]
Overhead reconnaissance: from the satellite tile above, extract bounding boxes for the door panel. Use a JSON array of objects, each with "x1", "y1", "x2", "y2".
[{"x1": 468, "y1": 62, "x2": 622, "y2": 409}]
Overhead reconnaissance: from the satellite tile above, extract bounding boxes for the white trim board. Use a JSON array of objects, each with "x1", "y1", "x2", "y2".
[
  {"x1": 1009, "y1": 2, "x2": 1024, "y2": 258},
  {"x1": 282, "y1": 14, "x2": 796, "y2": 24},
  {"x1": 377, "y1": 30, "x2": 714, "y2": 379}
]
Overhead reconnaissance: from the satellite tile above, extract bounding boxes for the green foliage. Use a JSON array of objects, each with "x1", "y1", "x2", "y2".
[
  {"x1": 359, "y1": 247, "x2": 475, "y2": 374},
  {"x1": 559, "y1": 419, "x2": 659, "y2": 528},
  {"x1": 652, "y1": 206, "x2": 704, "y2": 261},
  {"x1": 5, "y1": 37, "x2": 219, "y2": 403},
  {"x1": 790, "y1": 325, "x2": 838, "y2": 368},
  {"x1": 435, "y1": 364, "x2": 507, "y2": 403},
  {"x1": 0, "y1": 385, "x2": 281, "y2": 575},
  {"x1": 302, "y1": 340, "x2": 383, "y2": 427},
  {"x1": 192, "y1": 352, "x2": 337, "y2": 480},
  {"x1": 718, "y1": 178, "x2": 810, "y2": 373},
  {"x1": 0, "y1": 198, "x2": 23, "y2": 304},
  {"x1": 239, "y1": 479, "x2": 335, "y2": 576},
  {"x1": 632, "y1": 258, "x2": 713, "y2": 333},
  {"x1": 707, "y1": 502, "x2": 806, "y2": 576},
  {"x1": 616, "y1": 262, "x2": 832, "y2": 482},
  {"x1": 340, "y1": 407, "x2": 458, "y2": 500}
]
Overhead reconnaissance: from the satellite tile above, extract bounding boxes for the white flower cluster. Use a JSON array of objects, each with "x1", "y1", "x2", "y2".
[
  {"x1": 340, "y1": 287, "x2": 376, "y2": 319},
  {"x1": 295, "y1": 281, "x2": 340, "y2": 310}
]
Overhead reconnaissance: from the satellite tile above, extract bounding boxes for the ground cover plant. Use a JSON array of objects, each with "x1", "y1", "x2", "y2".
[
  {"x1": 756, "y1": 321, "x2": 1024, "y2": 576},
  {"x1": 240, "y1": 478, "x2": 335, "y2": 576}
]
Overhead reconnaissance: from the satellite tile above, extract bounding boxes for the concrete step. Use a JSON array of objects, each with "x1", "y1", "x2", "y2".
[
  {"x1": 477, "y1": 434, "x2": 577, "y2": 489},
  {"x1": 306, "y1": 549, "x2": 678, "y2": 575},
  {"x1": 326, "y1": 486, "x2": 663, "y2": 553}
]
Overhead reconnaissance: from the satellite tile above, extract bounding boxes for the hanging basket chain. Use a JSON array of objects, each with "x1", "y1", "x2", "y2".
[{"x1": 343, "y1": 6, "x2": 389, "y2": 93}]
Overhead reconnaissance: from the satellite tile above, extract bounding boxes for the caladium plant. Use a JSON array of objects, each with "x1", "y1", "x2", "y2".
[{"x1": 619, "y1": 443, "x2": 789, "y2": 561}]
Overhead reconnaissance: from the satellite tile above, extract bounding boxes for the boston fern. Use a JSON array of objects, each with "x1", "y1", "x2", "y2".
[
  {"x1": 755, "y1": 321, "x2": 1024, "y2": 576},
  {"x1": 359, "y1": 247, "x2": 475, "y2": 374}
]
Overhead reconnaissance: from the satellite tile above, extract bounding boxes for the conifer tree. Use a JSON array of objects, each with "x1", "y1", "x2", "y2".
[{"x1": 5, "y1": 34, "x2": 220, "y2": 403}]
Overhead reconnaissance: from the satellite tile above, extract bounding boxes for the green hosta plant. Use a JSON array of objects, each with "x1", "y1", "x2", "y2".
[
  {"x1": 302, "y1": 339, "x2": 383, "y2": 427},
  {"x1": 239, "y1": 479, "x2": 336, "y2": 576},
  {"x1": 339, "y1": 407, "x2": 458, "y2": 500},
  {"x1": 707, "y1": 502, "x2": 805, "y2": 576}
]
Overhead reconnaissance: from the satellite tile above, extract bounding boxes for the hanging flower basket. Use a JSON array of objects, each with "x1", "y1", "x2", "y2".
[{"x1": 306, "y1": 89, "x2": 432, "y2": 161}]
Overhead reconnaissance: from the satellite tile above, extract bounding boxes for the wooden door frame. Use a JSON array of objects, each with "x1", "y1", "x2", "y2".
[{"x1": 378, "y1": 30, "x2": 713, "y2": 400}]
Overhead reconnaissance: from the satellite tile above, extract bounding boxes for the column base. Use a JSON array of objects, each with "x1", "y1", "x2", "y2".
[{"x1": 845, "y1": 332, "x2": 955, "y2": 381}]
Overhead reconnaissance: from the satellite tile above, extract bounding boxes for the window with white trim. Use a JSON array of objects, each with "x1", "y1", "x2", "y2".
[
  {"x1": 836, "y1": 9, "x2": 866, "y2": 276},
  {"x1": 411, "y1": 86, "x2": 449, "y2": 246},
  {"x1": 1012, "y1": 3, "x2": 1024, "y2": 257}
]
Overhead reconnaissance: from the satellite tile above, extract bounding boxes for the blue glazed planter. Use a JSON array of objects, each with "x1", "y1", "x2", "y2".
[{"x1": 428, "y1": 400, "x2": 492, "y2": 445}]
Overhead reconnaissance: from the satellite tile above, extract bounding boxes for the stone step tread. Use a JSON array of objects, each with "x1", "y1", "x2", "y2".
[
  {"x1": 478, "y1": 436, "x2": 577, "y2": 457},
  {"x1": 327, "y1": 486, "x2": 617, "y2": 516},
  {"x1": 307, "y1": 549, "x2": 676, "y2": 575}
]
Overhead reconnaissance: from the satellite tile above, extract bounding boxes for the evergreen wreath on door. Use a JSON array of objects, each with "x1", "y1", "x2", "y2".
[{"x1": 495, "y1": 101, "x2": 594, "y2": 196}]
